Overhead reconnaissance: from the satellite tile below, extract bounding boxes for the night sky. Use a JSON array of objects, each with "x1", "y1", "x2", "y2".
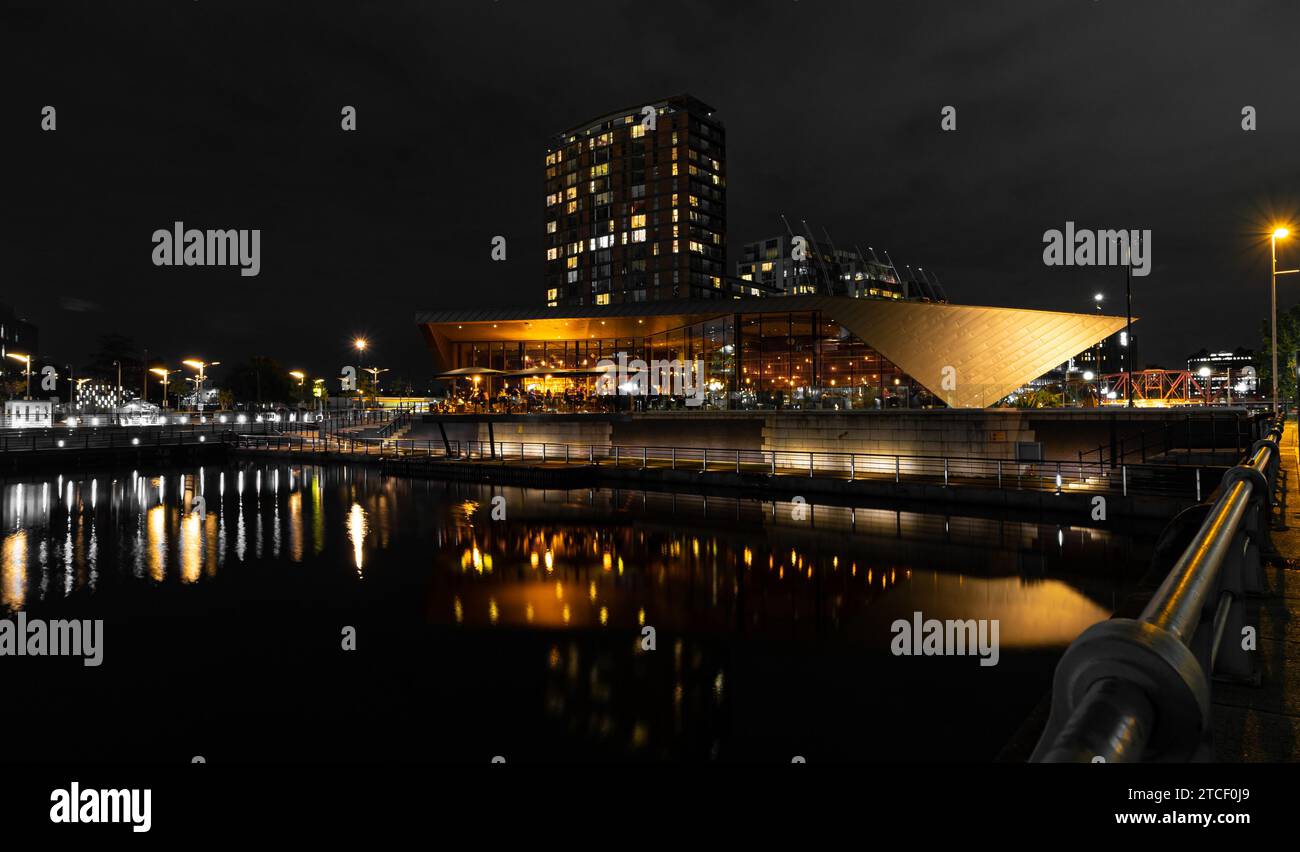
[{"x1": 5, "y1": 0, "x2": 1299, "y2": 386}]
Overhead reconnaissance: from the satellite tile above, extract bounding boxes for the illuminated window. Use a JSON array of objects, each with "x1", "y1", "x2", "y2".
[
  {"x1": 546, "y1": 248, "x2": 559, "y2": 261},
  {"x1": 546, "y1": 221, "x2": 557, "y2": 234},
  {"x1": 631, "y1": 214, "x2": 646, "y2": 228},
  {"x1": 547, "y1": 288, "x2": 558, "y2": 300},
  {"x1": 595, "y1": 293, "x2": 610, "y2": 305}
]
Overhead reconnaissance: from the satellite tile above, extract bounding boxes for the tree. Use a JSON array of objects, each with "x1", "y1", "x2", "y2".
[
  {"x1": 224, "y1": 356, "x2": 295, "y2": 406},
  {"x1": 1258, "y1": 305, "x2": 1300, "y2": 405}
]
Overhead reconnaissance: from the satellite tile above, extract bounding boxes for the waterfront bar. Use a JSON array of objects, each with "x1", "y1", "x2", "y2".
[{"x1": 418, "y1": 295, "x2": 1129, "y2": 410}]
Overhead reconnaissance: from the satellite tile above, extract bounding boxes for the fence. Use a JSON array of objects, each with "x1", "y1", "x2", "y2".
[
  {"x1": 232, "y1": 433, "x2": 1219, "y2": 500},
  {"x1": 1031, "y1": 419, "x2": 1284, "y2": 762}
]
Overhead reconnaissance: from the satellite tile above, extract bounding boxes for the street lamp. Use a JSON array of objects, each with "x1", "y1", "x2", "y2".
[
  {"x1": 183, "y1": 359, "x2": 220, "y2": 412},
  {"x1": 362, "y1": 366, "x2": 389, "y2": 408},
  {"x1": 1271, "y1": 227, "x2": 1298, "y2": 416},
  {"x1": 1093, "y1": 293, "x2": 1103, "y2": 311},
  {"x1": 6, "y1": 352, "x2": 33, "y2": 399},
  {"x1": 150, "y1": 368, "x2": 179, "y2": 409}
]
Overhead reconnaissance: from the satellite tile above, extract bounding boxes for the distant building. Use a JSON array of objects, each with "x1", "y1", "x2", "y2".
[
  {"x1": 736, "y1": 235, "x2": 935, "y2": 300},
  {"x1": 545, "y1": 95, "x2": 746, "y2": 306},
  {"x1": 1076, "y1": 329, "x2": 1136, "y2": 377},
  {"x1": 74, "y1": 382, "x2": 130, "y2": 413},
  {"x1": 0, "y1": 302, "x2": 40, "y2": 393},
  {"x1": 3, "y1": 399, "x2": 52, "y2": 428},
  {"x1": 1186, "y1": 347, "x2": 1256, "y2": 400}
]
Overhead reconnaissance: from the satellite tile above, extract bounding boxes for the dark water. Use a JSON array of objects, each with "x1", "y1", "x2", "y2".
[{"x1": 0, "y1": 462, "x2": 1157, "y2": 764}]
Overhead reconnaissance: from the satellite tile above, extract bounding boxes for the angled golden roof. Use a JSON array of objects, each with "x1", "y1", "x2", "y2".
[
  {"x1": 825, "y1": 300, "x2": 1131, "y2": 408},
  {"x1": 417, "y1": 296, "x2": 1130, "y2": 408}
]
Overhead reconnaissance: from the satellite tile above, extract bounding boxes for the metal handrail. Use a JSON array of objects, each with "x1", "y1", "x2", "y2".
[
  {"x1": 230, "y1": 433, "x2": 1220, "y2": 500},
  {"x1": 1030, "y1": 419, "x2": 1283, "y2": 762}
]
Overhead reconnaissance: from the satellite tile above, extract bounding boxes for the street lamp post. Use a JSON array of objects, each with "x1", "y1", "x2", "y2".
[
  {"x1": 1271, "y1": 228, "x2": 1298, "y2": 416},
  {"x1": 290, "y1": 370, "x2": 306, "y2": 413},
  {"x1": 150, "y1": 368, "x2": 179, "y2": 410},
  {"x1": 73, "y1": 377, "x2": 91, "y2": 411},
  {"x1": 362, "y1": 366, "x2": 389, "y2": 409},
  {"x1": 183, "y1": 359, "x2": 220, "y2": 413},
  {"x1": 353, "y1": 338, "x2": 369, "y2": 410},
  {"x1": 112, "y1": 359, "x2": 123, "y2": 424},
  {"x1": 6, "y1": 353, "x2": 33, "y2": 399},
  {"x1": 1125, "y1": 243, "x2": 1134, "y2": 409}
]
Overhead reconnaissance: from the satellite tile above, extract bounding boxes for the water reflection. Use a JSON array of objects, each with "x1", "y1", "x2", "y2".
[
  {"x1": 0, "y1": 463, "x2": 1158, "y2": 761},
  {"x1": 0, "y1": 465, "x2": 1148, "y2": 637}
]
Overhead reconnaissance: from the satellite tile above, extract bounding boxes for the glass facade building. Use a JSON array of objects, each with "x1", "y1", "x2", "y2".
[
  {"x1": 446, "y1": 308, "x2": 931, "y2": 410},
  {"x1": 420, "y1": 296, "x2": 1132, "y2": 409}
]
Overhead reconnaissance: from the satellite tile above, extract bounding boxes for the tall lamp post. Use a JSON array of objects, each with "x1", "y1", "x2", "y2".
[
  {"x1": 111, "y1": 359, "x2": 124, "y2": 424},
  {"x1": 183, "y1": 359, "x2": 220, "y2": 413},
  {"x1": 290, "y1": 370, "x2": 306, "y2": 413},
  {"x1": 150, "y1": 368, "x2": 179, "y2": 410},
  {"x1": 353, "y1": 338, "x2": 368, "y2": 410},
  {"x1": 1125, "y1": 242, "x2": 1134, "y2": 409},
  {"x1": 6, "y1": 352, "x2": 33, "y2": 399},
  {"x1": 1271, "y1": 227, "x2": 1298, "y2": 416}
]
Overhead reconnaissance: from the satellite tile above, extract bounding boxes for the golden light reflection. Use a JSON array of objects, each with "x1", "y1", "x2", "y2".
[
  {"x1": 2, "y1": 531, "x2": 28, "y2": 611},
  {"x1": 180, "y1": 512, "x2": 202, "y2": 584},
  {"x1": 347, "y1": 502, "x2": 368, "y2": 575},
  {"x1": 288, "y1": 491, "x2": 303, "y2": 562},
  {"x1": 147, "y1": 505, "x2": 166, "y2": 582}
]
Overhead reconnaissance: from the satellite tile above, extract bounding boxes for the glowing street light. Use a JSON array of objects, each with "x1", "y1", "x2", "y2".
[
  {"x1": 183, "y1": 359, "x2": 220, "y2": 412},
  {"x1": 5, "y1": 352, "x2": 33, "y2": 399},
  {"x1": 150, "y1": 368, "x2": 180, "y2": 409},
  {"x1": 354, "y1": 338, "x2": 368, "y2": 353},
  {"x1": 1271, "y1": 226, "x2": 1298, "y2": 415}
]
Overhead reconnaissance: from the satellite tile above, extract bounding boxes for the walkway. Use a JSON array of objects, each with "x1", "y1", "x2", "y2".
[{"x1": 1213, "y1": 420, "x2": 1300, "y2": 760}]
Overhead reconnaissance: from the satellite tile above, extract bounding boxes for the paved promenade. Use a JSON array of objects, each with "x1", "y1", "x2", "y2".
[{"x1": 1213, "y1": 420, "x2": 1300, "y2": 760}]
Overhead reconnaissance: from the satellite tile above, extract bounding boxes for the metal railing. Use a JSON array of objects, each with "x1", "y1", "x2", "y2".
[
  {"x1": 0, "y1": 422, "x2": 273, "y2": 453},
  {"x1": 233, "y1": 433, "x2": 1218, "y2": 500},
  {"x1": 1030, "y1": 419, "x2": 1284, "y2": 762},
  {"x1": 1078, "y1": 411, "x2": 1264, "y2": 468},
  {"x1": 377, "y1": 410, "x2": 413, "y2": 438}
]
